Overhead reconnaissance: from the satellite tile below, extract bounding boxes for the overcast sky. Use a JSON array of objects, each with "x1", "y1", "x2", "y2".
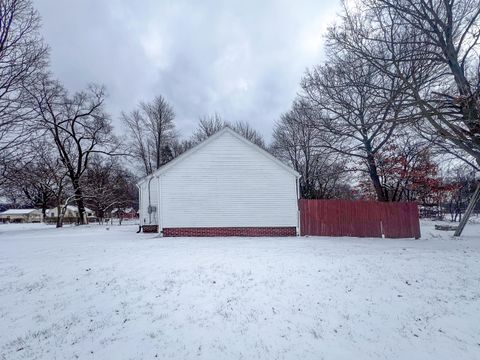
[{"x1": 33, "y1": 0, "x2": 340, "y2": 140}]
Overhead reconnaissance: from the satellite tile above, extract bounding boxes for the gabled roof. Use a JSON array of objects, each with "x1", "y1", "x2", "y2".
[
  {"x1": 47, "y1": 205, "x2": 93, "y2": 213},
  {"x1": 0, "y1": 209, "x2": 40, "y2": 215},
  {"x1": 137, "y1": 127, "x2": 300, "y2": 185}
]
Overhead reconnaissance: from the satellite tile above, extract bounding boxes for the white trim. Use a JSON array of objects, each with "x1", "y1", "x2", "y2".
[
  {"x1": 135, "y1": 183, "x2": 142, "y2": 225},
  {"x1": 296, "y1": 177, "x2": 301, "y2": 236},
  {"x1": 136, "y1": 127, "x2": 300, "y2": 186},
  {"x1": 156, "y1": 175, "x2": 163, "y2": 235},
  {"x1": 137, "y1": 173, "x2": 154, "y2": 187}
]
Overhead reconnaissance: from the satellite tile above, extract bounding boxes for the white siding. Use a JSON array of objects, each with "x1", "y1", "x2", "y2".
[{"x1": 158, "y1": 131, "x2": 298, "y2": 228}]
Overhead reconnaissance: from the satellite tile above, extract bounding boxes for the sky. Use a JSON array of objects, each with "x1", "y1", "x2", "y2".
[{"x1": 33, "y1": 0, "x2": 341, "y2": 141}]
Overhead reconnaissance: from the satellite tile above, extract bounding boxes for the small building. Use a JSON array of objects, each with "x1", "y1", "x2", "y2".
[
  {"x1": 47, "y1": 205, "x2": 94, "y2": 218},
  {"x1": 111, "y1": 207, "x2": 137, "y2": 220},
  {"x1": 137, "y1": 127, "x2": 301, "y2": 236},
  {"x1": 0, "y1": 209, "x2": 43, "y2": 223}
]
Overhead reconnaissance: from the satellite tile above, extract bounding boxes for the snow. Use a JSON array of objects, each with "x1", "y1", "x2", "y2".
[
  {"x1": 0, "y1": 209, "x2": 40, "y2": 215},
  {"x1": 0, "y1": 223, "x2": 52, "y2": 234},
  {"x1": 0, "y1": 221, "x2": 479, "y2": 360},
  {"x1": 63, "y1": 205, "x2": 93, "y2": 212}
]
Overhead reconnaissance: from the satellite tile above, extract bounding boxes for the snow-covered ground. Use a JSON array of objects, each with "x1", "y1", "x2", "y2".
[{"x1": 0, "y1": 221, "x2": 479, "y2": 360}]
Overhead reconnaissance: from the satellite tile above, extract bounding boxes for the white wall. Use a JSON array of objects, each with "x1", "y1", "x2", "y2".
[{"x1": 156, "y1": 131, "x2": 298, "y2": 229}]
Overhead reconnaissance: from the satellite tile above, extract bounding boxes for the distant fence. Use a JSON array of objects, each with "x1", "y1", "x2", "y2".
[
  {"x1": 299, "y1": 199, "x2": 421, "y2": 239},
  {"x1": 43, "y1": 217, "x2": 103, "y2": 225}
]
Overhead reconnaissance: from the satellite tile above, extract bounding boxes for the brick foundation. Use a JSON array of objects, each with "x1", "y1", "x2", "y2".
[
  {"x1": 142, "y1": 225, "x2": 159, "y2": 233},
  {"x1": 162, "y1": 227, "x2": 297, "y2": 237}
]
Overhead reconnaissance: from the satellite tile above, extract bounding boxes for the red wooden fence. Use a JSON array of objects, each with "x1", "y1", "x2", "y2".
[{"x1": 299, "y1": 199, "x2": 421, "y2": 239}]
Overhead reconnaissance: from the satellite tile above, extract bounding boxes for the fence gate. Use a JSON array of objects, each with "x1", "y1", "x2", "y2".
[{"x1": 299, "y1": 199, "x2": 421, "y2": 239}]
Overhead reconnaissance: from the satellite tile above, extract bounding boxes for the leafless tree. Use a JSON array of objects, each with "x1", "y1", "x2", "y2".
[
  {"x1": 191, "y1": 113, "x2": 225, "y2": 143},
  {"x1": 440, "y1": 164, "x2": 479, "y2": 221},
  {"x1": 271, "y1": 102, "x2": 351, "y2": 199},
  {"x1": 329, "y1": 0, "x2": 479, "y2": 229},
  {"x1": 231, "y1": 121, "x2": 265, "y2": 148},
  {"x1": 122, "y1": 95, "x2": 177, "y2": 175},
  {"x1": 83, "y1": 156, "x2": 138, "y2": 223},
  {"x1": 191, "y1": 114, "x2": 266, "y2": 148},
  {"x1": 300, "y1": 52, "x2": 407, "y2": 201},
  {"x1": 0, "y1": 0, "x2": 48, "y2": 170},
  {"x1": 28, "y1": 77, "x2": 120, "y2": 224},
  {"x1": 0, "y1": 138, "x2": 70, "y2": 226}
]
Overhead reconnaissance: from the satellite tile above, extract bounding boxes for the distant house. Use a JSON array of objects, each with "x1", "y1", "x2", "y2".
[
  {"x1": 47, "y1": 206, "x2": 95, "y2": 218},
  {"x1": 111, "y1": 207, "x2": 137, "y2": 220},
  {"x1": 137, "y1": 127, "x2": 300, "y2": 236},
  {"x1": 0, "y1": 209, "x2": 43, "y2": 223}
]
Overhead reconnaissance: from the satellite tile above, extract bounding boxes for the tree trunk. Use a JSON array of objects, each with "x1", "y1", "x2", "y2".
[
  {"x1": 366, "y1": 153, "x2": 387, "y2": 202},
  {"x1": 41, "y1": 203, "x2": 47, "y2": 222},
  {"x1": 72, "y1": 181, "x2": 86, "y2": 225},
  {"x1": 156, "y1": 128, "x2": 163, "y2": 170},
  {"x1": 56, "y1": 204, "x2": 63, "y2": 228}
]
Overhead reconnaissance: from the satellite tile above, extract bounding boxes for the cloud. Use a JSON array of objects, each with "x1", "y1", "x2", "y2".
[{"x1": 33, "y1": 0, "x2": 340, "y2": 140}]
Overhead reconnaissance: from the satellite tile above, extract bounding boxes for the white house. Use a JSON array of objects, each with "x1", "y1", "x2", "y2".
[
  {"x1": 47, "y1": 205, "x2": 94, "y2": 218},
  {"x1": 137, "y1": 127, "x2": 301, "y2": 236},
  {"x1": 0, "y1": 209, "x2": 43, "y2": 223}
]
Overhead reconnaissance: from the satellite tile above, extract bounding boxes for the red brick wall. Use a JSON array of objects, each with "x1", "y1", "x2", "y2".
[
  {"x1": 142, "y1": 225, "x2": 159, "y2": 233},
  {"x1": 163, "y1": 227, "x2": 296, "y2": 237}
]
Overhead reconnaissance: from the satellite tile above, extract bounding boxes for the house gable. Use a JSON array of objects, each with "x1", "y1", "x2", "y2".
[
  {"x1": 158, "y1": 129, "x2": 299, "y2": 228},
  {"x1": 137, "y1": 127, "x2": 299, "y2": 186}
]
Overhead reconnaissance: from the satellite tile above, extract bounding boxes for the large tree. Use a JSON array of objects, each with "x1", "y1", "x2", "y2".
[
  {"x1": 29, "y1": 78, "x2": 120, "y2": 224},
  {"x1": 329, "y1": 0, "x2": 480, "y2": 231},
  {"x1": 271, "y1": 102, "x2": 351, "y2": 199},
  {"x1": 331, "y1": 0, "x2": 480, "y2": 165},
  {"x1": 0, "y1": 0, "x2": 48, "y2": 178},
  {"x1": 300, "y1": 53, "x2": 407, "y2": 201}
]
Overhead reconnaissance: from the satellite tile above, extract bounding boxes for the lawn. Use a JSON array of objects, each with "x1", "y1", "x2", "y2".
[{"x1": 0, "y1": 222, "x2": 479, "y2": 359}]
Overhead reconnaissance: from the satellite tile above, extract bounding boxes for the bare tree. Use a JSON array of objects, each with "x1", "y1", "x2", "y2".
[
  {"x1": 300, "y1": 53, "x2": 407, "y2": 201},
  {"x1": 329, "y1": 0, "x2": 480, "y2": 230},
  {"x1": 29, "y1": 78, "x2": 120, "y2": 224},
  {"x1": 271, "y1": 102, "x2": 351, "y2": 199},
  {"x1": 333, "y1": 0, "x2": 480, "y2": 164},
  {"x1": 191, "y1": 114, "x2": 266, "y2": 148},
  {"x1": 232, "y1": 121, "x2": 265, "y2": 148},
  {"x1": 122, "y1": 95, "x2": 177, "y2": 175},
  {"x1": 438, "y1": 164, "x2": 479, "y2": 221},
  {"x1": 83, "y1": 156, "x2": 138, "y2": 224},
  {"x1": 0, "y1": 0, "x2": 48, "y2": 171},
  {"x1": 191, "y1": 113, "x2": 225, "y2": 143},
  {"x1": 0, "y1": 138, "x2": 70, "y2": 226}
]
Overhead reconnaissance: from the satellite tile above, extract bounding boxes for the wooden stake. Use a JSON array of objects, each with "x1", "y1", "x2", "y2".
[{"x1": 454, "y1": 181, "x2": 480, "y2": 237}]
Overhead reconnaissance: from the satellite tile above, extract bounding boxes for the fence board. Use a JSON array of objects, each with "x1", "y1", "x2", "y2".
[{"x1": 299, "y1": 199, "x2": 421, "y2": 239}]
